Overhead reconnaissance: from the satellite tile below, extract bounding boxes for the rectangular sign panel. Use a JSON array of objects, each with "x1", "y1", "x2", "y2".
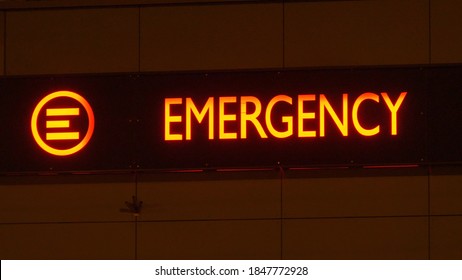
[
  {"x1": 0, "y1": 66, "x2": 456, "y2": 173},
  {"x1": 135, "y1": 69, "x2": 426, "y2": 169}
]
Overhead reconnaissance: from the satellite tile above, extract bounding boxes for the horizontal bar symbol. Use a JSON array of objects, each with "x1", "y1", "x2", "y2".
[
  {"x1": 46, "y1": 120, "x2": 70, "y2": 128},
  {"x1": 46, "y1": 132, "x2": 80, "y2": 140},
  {"x1": 46, "y1": 108, "x2": 80, "y2": 116}
]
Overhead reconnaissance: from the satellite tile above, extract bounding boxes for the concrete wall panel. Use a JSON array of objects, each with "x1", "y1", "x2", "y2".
[
  {"x1": 138, "y1": 174, "x2": 280, "y2": 221},
  {"x1": 284, "y1": 217, "x2": 428, "y2": 259},
  {"x1": 431, "y1": 216, "x2": 462, "y2": 259},
  {"x1": 431, "y1": 174, "x2": 462, "y2": 215},
  {"x1": 284, "y1": 176, "x2": 428, "y2": 218},
  {"x1": 431, "y1": 0, "x2": 462, "y2": 63},
  {"x1": 6, "y1": 8, "x2": 139, "y2": 75},
  {"x1": 285, "y1": 0, "x2": 429, "y2": 67},
  {"x1": 0, "y1": 175, "x2": 135, "y2": 223},
  {"x1": 137, "y1": 220, "x2": 280, "y2": 259},
  {"x1": 140, "y1": 3, "x2": 283, "y2": 71},
  {"x1": 0, "y1": 222, "x2": 135, "y2": 259}
]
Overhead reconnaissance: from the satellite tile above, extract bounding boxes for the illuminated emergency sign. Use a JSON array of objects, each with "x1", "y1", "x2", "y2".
[
  {"x1": 164, "y1": 92, "x2": 407, "y2": 141},
  {"x1": 1, "y1": 68, "x2": 436, "y2": 172},
  {"x1": 31, "y1": 91, "x2": 95, "y2": 156}
]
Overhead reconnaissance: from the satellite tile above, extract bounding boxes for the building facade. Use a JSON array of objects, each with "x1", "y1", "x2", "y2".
[{"x1": 0, "y1": 0, "x2": 461, "y2": 259}]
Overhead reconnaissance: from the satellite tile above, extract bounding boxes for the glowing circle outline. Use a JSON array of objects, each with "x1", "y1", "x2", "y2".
[{"x1": 31, "y1": 91, "x2": 95, "y2": 156}]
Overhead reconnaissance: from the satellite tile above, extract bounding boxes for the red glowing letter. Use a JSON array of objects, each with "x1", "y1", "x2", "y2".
[
  {"x1": 240, "y1": 96, "x2": 268, "y2": 139},
  {"x1": 165, "y1": 98, "x2": 183, "y2": 141},
  {"x1": 219, "y1": 96, "x2": 237, "y2": 139},
  {"x1": 298, "y1": 94, "x2": 316, "y2": 137},
  {"x1": 319, "y1": 94, "x2": 348, "y2": 136},
  {"x1": 186, "y1": 97, "x2": 214, "y2": 140},
  {"x1": 352, "y1": 93, "x2": 380, "y2": 136},
  {"x1": 265, "y1": 95, "x2": 293, "y2": 138},
  {"x1": 381, "y1": 92, "x2": 407, "y2": 135}
]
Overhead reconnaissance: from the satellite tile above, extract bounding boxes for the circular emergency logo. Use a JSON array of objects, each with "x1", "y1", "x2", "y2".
[{"x1": 31, "y1": 91, "x2": 95, "y2": 156}]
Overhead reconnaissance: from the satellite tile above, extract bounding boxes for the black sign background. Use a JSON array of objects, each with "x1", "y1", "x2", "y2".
[
  {"x1": 135, "y1": 69, "x2": 426, "y2": 169},
  {"x1": 428, "y1": 66, "x2": 462, "y2": 164},
  {"x1": 0, "y1": 66, "x2": 459, "y2": 173}
]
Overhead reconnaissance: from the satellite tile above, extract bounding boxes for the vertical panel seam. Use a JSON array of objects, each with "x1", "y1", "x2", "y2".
[
  {"x1": 135, "y1": 172, "x2": 139, "y2": 260},
  {"x1": 135, "y1": 216, "x2": 138, "y2": 260},
  {"x1": 281, "y1": 0, "x2": 285, "y2": 258},
  {"x1": 428, "y1": 166, "x2": 431, "y2": 259},
  {"x1": 280, "y1": 165, "x2": 284, "y2": 260},
  {"x1": 426, "y1": 1, "x2": 431, "y2": 254},
  {"x1": 428, "y1": 4, "x2": 432, "y2": 250},
  {"x1": 138, "y1": 6, "x2": 141, "y2": 73},
  {"x1": 282, "y1": 0, "x2": 285, "y2": 68},
  {"x1": 3, "y1": 10, "x2": 6, "y2": 76},
  {"x1": 428, "y1": 0, "x2": 432, "y2": 64}
]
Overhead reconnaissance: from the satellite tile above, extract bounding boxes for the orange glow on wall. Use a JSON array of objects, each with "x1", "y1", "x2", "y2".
[{"x1": 31, "y1": 91, "x2": 95, "y2": 156}]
